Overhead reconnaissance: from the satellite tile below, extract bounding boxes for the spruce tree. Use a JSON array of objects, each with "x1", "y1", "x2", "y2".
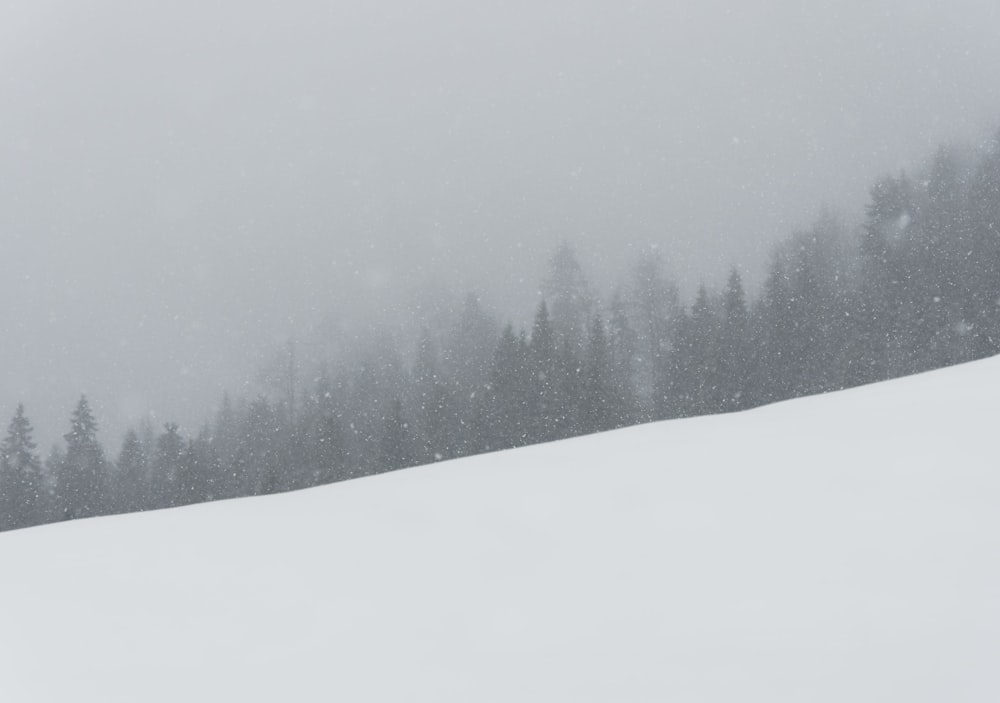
[
  {"x1": 57, "y1": 396, "x2": 108, "y2": 521},
  {"x1": 542, "y1": 243, "x2": 594, "y2": 354},
  {"x1": 608, "y1": 294, "x2": 638, "y2": 427},
  {"x1": 757, "y1": 259, "x2": 794, "y2": 403},
  {"x1": 412, "y1": 328, "x2": 453, "y2": 462},
  {"x1": 310, "y1": 414, "x2": 347, "y2": 483},
  {"x1": 485, "y1": 324, "x2": 530, "y2": 450},
  {"x1": 689, "y1": 285, "x2": 721, "y2": 414},
  {"x1": 967, "y1": 132, "x2": 1000, "y2": 358},
  {"x1": 151, "y1": 423, "x2": 185, "y2": 508},
  {"x1": 176, "y1": 430, "x2": 220, "y2": 506},
  {"x1": 554, "y1": 340, "x2": 583, "y2": 439},
  {"x1": 629, "y1": 250, "x2": 681, "y2": 418},
  {"x1": 115, "y1": 429, "x2": 148, "y2": 514},
  {"x1": 380, "y1": 399, "x2": 414, "y2": 470},
  {"x1": 859, "y1": 173, "x2": 914, "y2": 381},
  {"x1": 0, "y1": 404, "x2": 44, "y2": 530},
  {"x1": 719, "y1": 268, "x2": 749, "y2": 411},
  {"x1": 579, "y1": 316, "x2": 615, "y2": 434},
  {"x1": 529, "y1": 300, "x2": 559, "y2": 442},
  {"x1": 234, "y1": 397, "x2": 283, "y2": 495}
]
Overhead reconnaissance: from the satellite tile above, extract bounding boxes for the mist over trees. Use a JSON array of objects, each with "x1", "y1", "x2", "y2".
[{"x1": 2, "y1": 133, "x2": 1000, "y2": 532}]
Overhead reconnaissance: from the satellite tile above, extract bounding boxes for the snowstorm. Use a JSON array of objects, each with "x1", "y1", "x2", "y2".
[
  {"x1": 5, "y1": 3, "x2": 1000, "y2": 701},
  {"x1": 2, "y1": 0, "x2": 1000, "y2": 449}
]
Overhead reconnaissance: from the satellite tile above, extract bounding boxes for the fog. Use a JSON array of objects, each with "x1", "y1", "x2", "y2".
[{"x1": 2, "y1": 0, "x2": 1000, "y2": 449}]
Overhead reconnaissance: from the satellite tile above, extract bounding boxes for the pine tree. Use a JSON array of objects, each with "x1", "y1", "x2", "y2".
[
  {"x1": 380, "y1": 398, "x2": 414, "y2": 470},
  {"x1": 859, "y1": 173, "x2": 914, "y2": 381},
  {"x1": 966, "y1": 132, "x2": 1000, "y2": 358},
  {"x1": 444, "y1": 293, "x2": 500, "y2": 458},
  {"x1": 719, "y1": 268, "x2": 749, "y2": 411},
  {"x1": 412, "y1": 328, "x2": 453, "y2": 462},
  {"x1": 115, "y1": 429, "x2": 148, "y2": 514},
  {"x1": 445, "y1": 292, "x2": 499, "y2": 390},
  {"x1": 151, "y1": 422, "x2": 185, "y2": 508},
  {"x1": 233, "y1": 397, "x2": 284, "y2": 495},
  {"x1": 579, "y1": 316, "x2": 615, "y2": 434},
  {"x1": 628, "y1": 250, "x2": 681, "y2": 418},
  {"x1": 176, "y1": 429, "x2": 220, "y2": 505},
  {"x1": 309, "y1": 413, "x2": 347, "y2": 483},
  {"x1": 57, "y1": 396, "x2": 108, "y2": 521},
  {"x1": 529, "y1": 300, "x2": 559, "y2": 442},
  {"x1": 554, "y1": 340, "x2": 583, "y2": 439},
  {"x1": 484, "y1": 325, "x2": 530, "y2": 450},
  {"x1": 689, "y1": 285, "x2": 721, "y2": 413},
  {"x1": 543, "y1": 242, "x2": 594, "y2": 354},
  {"x1": 608, "y1": 294, "x2": 638, "y2": 427},
  {"x1": 0, "y1": 404, "x2": 44, "y2": 530},
  {"x1": 212, "y1": 393, "x2": 241, "y2": 473},
  {"x1": 43, "y1": 444, "x2": 65, "y2": 522},
  {"x1": 755, "y1": 258, "x2": 794, "y2": 403}
]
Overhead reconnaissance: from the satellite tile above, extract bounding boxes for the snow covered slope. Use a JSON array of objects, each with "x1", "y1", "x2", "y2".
[{"x1": 2, "y1": 360, "x2": 999, "y2": 702}]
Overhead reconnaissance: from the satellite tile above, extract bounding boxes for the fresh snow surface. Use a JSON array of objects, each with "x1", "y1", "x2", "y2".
[{"x1": 2, "y1": 359, "x2": 999, "y2": 702}]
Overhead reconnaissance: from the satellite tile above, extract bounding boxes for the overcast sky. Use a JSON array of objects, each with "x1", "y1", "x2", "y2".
[{"x1": 2, "y1": 0, "x2": 1000, "y2": 449}]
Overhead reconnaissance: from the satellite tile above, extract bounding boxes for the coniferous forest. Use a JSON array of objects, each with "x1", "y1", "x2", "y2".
[{"x1": 2, "y1": 134, "x2": 1000, "y2": 532}]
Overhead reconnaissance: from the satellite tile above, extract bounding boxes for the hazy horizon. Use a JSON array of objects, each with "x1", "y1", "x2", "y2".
[{"x1": 3, "y1": 0, "x2": 1000, "y2": 449}]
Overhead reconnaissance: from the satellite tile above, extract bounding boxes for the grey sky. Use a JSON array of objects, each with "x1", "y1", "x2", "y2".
[{"x1": 2, "y1": 0, "x2": 1000, "y2": 449}]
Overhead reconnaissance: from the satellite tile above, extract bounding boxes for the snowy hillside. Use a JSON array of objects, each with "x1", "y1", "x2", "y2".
[{"x1": 1, "y1": 359, "x2": 999, "y2": 703}]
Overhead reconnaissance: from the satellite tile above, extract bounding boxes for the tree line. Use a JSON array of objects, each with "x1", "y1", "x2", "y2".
[{"x1": 2, "y1": 133, "x2": 999, "y2": 531}]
